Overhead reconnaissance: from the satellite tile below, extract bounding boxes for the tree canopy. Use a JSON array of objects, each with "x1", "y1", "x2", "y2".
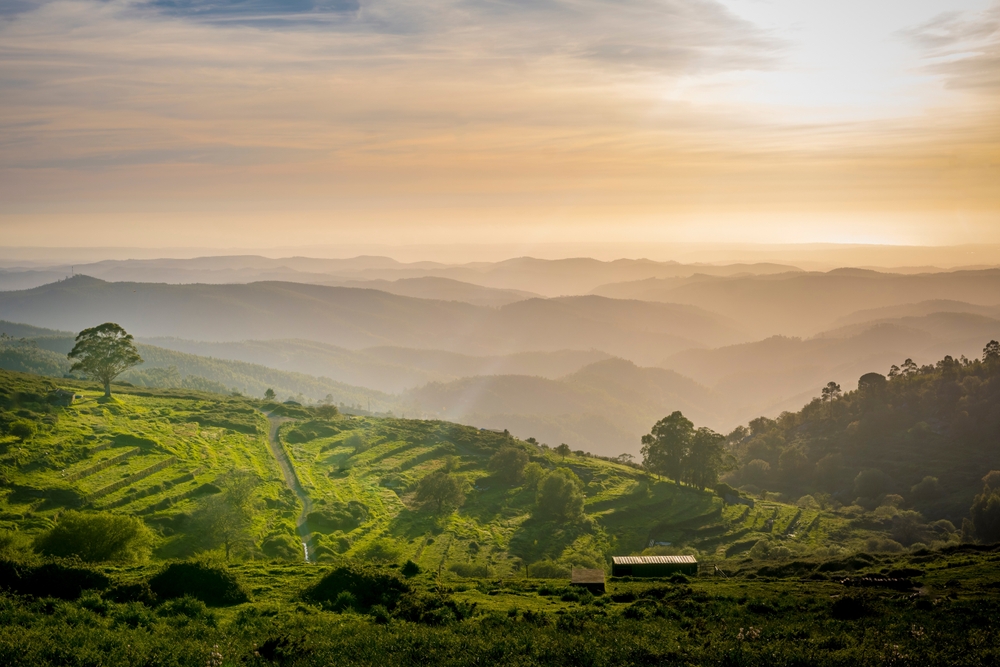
[
  {"x1": 726, "y1": 342, "x2": 1000, "y2": 518},
  {"x1": 67, "y1": 323, "x2": 143, "y2": 397},
  {"x1": 533, "y1": 468, "x2": 585, "y2": 523},
  {"x1": 640, "y1": 411, "x2": 728, "y2": 489},
  {"x1": 488, "y1": 446, "x2": 529, "y2": 485},
  {"x1": 197, "y1": 468, "x2": 261, "y2": 560},
  {"x1": 415, "y1": 471, "x2": 465, "y2": 513}
]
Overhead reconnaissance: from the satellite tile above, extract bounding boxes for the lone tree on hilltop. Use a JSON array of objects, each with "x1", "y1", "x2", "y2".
[
  {"x1": 555, "y1": 443, "x2": 572, "y2": 460},
  {"x1": 264, "y1": 388, "x2": 276, "y2": 401},
  {"x1": 821, "y1": 381, "x2": 842, "y2": 402},
  {"x1": 68, "y1": 323, "x2": 143, "y2": 397}
]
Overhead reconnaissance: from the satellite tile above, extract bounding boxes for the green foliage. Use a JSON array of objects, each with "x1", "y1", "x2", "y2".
[
  {"x1": 358, "y1": 538, "x2": 403, "y2": 563},
  {"x1": 727, "y1": 348, "x2": 1000, "y2": 517},
  {"x1": 68, "y1": 323, "x2": 143, "y2": 397},
  {"x1": 303, "y1": 564, "x2": 410, "y2": 611},
  {"x1": 415, "y1": 471, "x2": 466, "y2": 513},
  {"x1": 488, "y1": 445, "x2": 529, "y2": 485},
  {"x1": 261, "y1": 533, "x2": 302, "y2": 561},
  {"x1": 147, "y1": 560, "x2": 250, "y2": 606},
  {"x1": 641, "y1": 411, "x2": 728, "y2": 489},
  {"x1": 534, "y1": 468, "x2": 585, "y2": 523},
  {"x1": 8, "y1": 419, "x2": 36, "y2": 441},
  {"x1": 911, "y1": 476, "x2": 943, "y2": 503},
  {"x1": 193, "y1": 468, "x2": 261, "y2": 560},
  {"x1": 34, "y1": 511, "x2": 152, "y2": 563},
  {"x1": 0, "y1": 559, "x2": 110, "y2": 600},
  {"x1": 970, "y1": 484, "x2": 1000, "y2": 544},
  {"x1": 528, "y1": 559, "x2": 571, "y2": 578},
  {"x1": 306, "y1": 500, "x2": 368, "y2": 533}
]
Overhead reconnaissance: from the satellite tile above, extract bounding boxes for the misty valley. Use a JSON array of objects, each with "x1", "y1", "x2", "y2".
[{"x1": 0, "y1": 256, "x2": 998, "y2": 665}]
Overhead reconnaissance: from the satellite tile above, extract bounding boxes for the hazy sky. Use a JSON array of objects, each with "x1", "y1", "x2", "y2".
[{"x1": 1, "y1": 0, "x2": 998, "y2": 249}]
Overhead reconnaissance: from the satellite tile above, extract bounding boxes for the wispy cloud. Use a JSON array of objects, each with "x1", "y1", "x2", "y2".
[{"x1": 902, "y1": 3, "x2": 1000, "y2": 93}]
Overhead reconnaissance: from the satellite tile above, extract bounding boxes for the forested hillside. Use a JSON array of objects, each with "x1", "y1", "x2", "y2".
[{"x1": 722, "y1": 343, "x2": 1000, "y2": 524}]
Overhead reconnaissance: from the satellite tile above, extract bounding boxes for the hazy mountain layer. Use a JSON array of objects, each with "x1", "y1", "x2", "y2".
[
  {"x1": 141, "y1": 337, "x2": 612, "y2": 393},
  {"x1": 661, "y1": 312, "x2": 1000, "y2": 426},
  {"x1": 0, "y1": 255, "x2": 801, "y2": 295},
  {"x1": 404, "y1": 358, "x2": 722, "y2": 456},
  {"x1": 0, "y1": 276, "x2": 744, "y2": 363},
  {"x1": 592, "y1": 268, "x2": 1000, "y2": 337}
]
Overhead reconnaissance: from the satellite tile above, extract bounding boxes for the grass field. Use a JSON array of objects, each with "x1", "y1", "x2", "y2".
[{"x1": 1, "y1": 367, "x2": 957, "y2": 572}]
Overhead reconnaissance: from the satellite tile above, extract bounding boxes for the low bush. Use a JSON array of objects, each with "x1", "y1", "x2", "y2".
[
  {"x1": 262, "y1": 533, "x2": 302, "y2": 561},
  {"x1": 303, "y1": 564, "x2": 410, "y2": 611},
  {"x1": 148, "y1": 560, "x2": 250, "y2": 606},
  {"x1": 34, "y1": 511, "x2": 153, "y2": 563},
  {"x1": 0, "y1": 558, "x2": 110, "y2": 600}
]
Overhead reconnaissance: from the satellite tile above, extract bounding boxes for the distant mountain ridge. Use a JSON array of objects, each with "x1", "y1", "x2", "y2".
[
  {"x1": 592, "y1": 268, "x2": 1000, "y2": 336},
  {"x1": 0, "y1": 254, "x2": 801, "y2": 295},
  {"x1": 0, "y1": 276, "x2": 745, "y2": 363}
]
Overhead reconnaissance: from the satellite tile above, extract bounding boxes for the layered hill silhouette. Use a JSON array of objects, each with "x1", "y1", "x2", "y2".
[
  {"x1": 403, "y1": 358, "x2": 722, "y2": 456},
  {"x1": 0, "y1": 276, "x2": 744, "y2": 363},
  {"x1": 0, "y1": 255, "x2": 800, "y2": 295},
  {"x1": 661, "y1": 311, "x2": 1000, "y2": 425},
  {"x1": 142, "y1": 337, "x2": 611, "y2": 394},
  {"x1": 592, "y1": 268, "x2": 1000, "y2": 336}
]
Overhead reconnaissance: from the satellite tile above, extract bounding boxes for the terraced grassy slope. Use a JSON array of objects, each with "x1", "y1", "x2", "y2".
[{"x1": 1, "y1": 367, "x2": 949, "y2": 572}]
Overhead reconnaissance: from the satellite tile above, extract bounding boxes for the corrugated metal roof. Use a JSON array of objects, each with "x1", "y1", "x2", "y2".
[{"x1": 612, "y1": 555, "x2": 697, "y2": 565}]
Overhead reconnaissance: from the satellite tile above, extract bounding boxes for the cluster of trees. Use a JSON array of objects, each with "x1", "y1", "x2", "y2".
[
  {"x1": 640, "y1": 411, "x2": 729, "y2": 489},
  {"x1": 724, "y1": 341, "x2": 1000, "y2": 523}
]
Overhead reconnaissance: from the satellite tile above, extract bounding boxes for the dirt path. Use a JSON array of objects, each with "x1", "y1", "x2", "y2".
[{"x1": 264, "y1": 414, "x2": 313, "y2": 562}]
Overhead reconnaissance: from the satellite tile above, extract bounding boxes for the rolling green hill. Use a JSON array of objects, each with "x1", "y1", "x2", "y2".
[
  {"x1": 0, "y1": 326, "x2": 396, "y2": 410},
  {"x1": 0, "y1": 368, "x2": 963, "y2": 575}
]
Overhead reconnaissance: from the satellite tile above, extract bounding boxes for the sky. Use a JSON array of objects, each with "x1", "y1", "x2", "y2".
[{"x1": 1, "y1": 0, "x2": 999, "y2": 251}]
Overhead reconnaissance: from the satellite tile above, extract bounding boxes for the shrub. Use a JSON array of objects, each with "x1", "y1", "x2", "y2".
[
  {"x1": 534, "y1": 469, "x2": 585, "y2": 523},
  {"x1": 448, "y1": 562, "x2": 489, "y2": 578},
  {"x1": 528, "y1": 560, "x2": 570, "y2": 579},
  {"x1": 303, "y1": 564, "x2": 410, "y2": 611},
  {"x1": 8, "y1": 419, "x2": 36, "y2": 441},
  {"x1": 262, "y1": 533, "x2": 302, "y2": 561},
  {"x1": 401, "y1": 559, "x2": 421, "y2": 577},
  {"x1": 157, "y1": 595, "x2": 213, "y2": 621},
  {"x1": 0, "y1": 559, "x2": 110, "y2": 600},
  {"x1": 34, "y1": 511, "x2": 152, "y2": 563},
  {"x1": 148, "y1": 560, "x2": 250, "y2": 606}
]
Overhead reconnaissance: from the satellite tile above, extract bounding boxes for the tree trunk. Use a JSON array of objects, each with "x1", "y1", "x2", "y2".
[{"x1": 103, "y1": 380, "x2": 111, "y2": 397}]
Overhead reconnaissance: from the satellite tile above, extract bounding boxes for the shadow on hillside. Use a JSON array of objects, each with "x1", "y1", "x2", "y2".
[
  {"x1": 384, "y1": 507, "x2": 450, "y2": 541},
  {"x1": 507, "y1": 516, "x2": 592, "y2": 565}
]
